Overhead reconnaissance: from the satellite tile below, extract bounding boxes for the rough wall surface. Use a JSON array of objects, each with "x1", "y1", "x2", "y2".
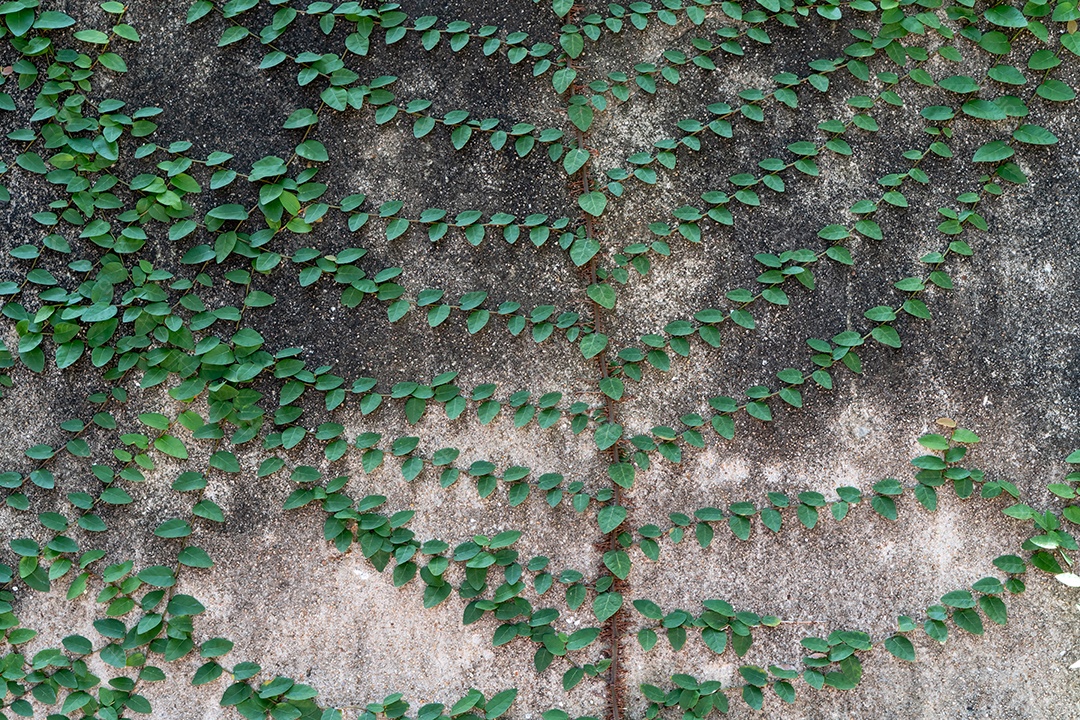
[{"x1": 0, "y1": 1, "x2": 1078, "y2": 720}]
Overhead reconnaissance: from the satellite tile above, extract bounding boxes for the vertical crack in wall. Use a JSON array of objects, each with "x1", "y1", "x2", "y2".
[
  {"x1": 576, "y1": 121, "x2": 625, "y2": 720},
  {"x1": 562, "y1": 7, "x2": 625, "y2": 713}
]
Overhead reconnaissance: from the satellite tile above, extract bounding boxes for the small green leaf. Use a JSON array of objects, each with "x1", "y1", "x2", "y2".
[
  {"x1": 603, "y1": 550, "x2": 631, "y2": 579},
  {"x1": 578, "y1": 191, "x2": 608, "y2": 217},
  {"x1": 884, "y1": 634, "x2": 915, "y2": 661},
  {"x1": 485, "y1": 689, "x2": 517, "y2": 720},
  {"x1": 1012, "y1": 125, "x2": 1058, "y2": 146},
  {"x1": 154, "y1": 435, "x2": 188, "y2": 459},
  {"x1": 984, "y1": 5, "x2": 1027, "y2": 27},
  {"x1": 35, "y1": 12, "x2": 77, "y2": 29},
  {"x1": 75, "y1": 29, "x2": 111, "y2": 44},
  {"x1": 207, "y1": 204, "x2": 249, "y2": 221},
  {"x1": 295, "y1": 140, "x2": 329, "y2": 162},
  {"x1": 218, "y1": 25, "x2": 249, "y2": 46},
  {"x1": 16, "y1": 153, "x2": 48, "y2": 174},
  {"x1": 580, "y1": 332, "x2": 608, "y2": 359},
  {"x1": 600, "y1": 377, "x2": 625, "y2": 401},
  {"x1": 568, "y1": 103, "x2": 594, "y2": 132},
  {"x1": 598, "y1": 505, "x2": 627, "y2": 533},
  {"x1": 952, "y1": 607, "x2": 984, "y2": 635},
  {"x1": 593, "y1": 591, "x2": 623, "y2": 621},
  {"x1": 979, "y1": 595, "x2": 1008, "y2": 625},
  {"x1": 154, "y1": 518, "x2": 192, "y2": 539},
  {"x1": 563, "y1": 148, "x2": 589, "y2": 175},
  {"x1": 588, "y1": 283, "x2": 616, "y2": 309},
  {"x1": 1037, "y1": 79, "x2": 1076, "y2": 103},
  {"x1": 972, "y1": 141, "x2": 1014, "y2": 163},
  {"x1": 608, "y1": 462, "x2": 634, "y2": 488}
]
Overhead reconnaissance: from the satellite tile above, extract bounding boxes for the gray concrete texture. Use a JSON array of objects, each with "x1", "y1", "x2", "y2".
[{"x1": 1, "y1": 0, "x2": 1079, "y2": 719}]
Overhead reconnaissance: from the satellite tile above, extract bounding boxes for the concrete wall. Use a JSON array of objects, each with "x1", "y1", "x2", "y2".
[{"x1": 1, "y1": 1, "x2": 1079, "y2": 719}]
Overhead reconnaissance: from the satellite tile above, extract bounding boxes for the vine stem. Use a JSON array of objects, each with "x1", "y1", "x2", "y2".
[{"x1": 569, "y1": 32, "x2": 624, "y2": 718}]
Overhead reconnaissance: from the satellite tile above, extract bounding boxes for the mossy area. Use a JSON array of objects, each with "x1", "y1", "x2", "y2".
[{"x1": 1, "y1": 1, "x2": 1080, "y2": 719}]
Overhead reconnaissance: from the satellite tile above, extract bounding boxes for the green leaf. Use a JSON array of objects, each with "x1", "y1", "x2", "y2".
[
  {"x1": 871, "y1": 325, "x2": 901, "y2": 348},
  {"x1": 552, "y1": 66, "x2": 576, "y2": 93},
  {"x1": 608, "y1": 462, "x2": 634, "y2": 489},
  {"x1": 16, "y1": 153, "x2": 48, "y2": 174},
  {"x1": 972, "y1": 141, "x2": 1014, "y2": 163},
  {"x1": 634, "y1": 599, "x2": 663, "y2": 619},
  {"x1": 74, "y1": 29, "x2": 111, "y2": 44},
  {"x1": 154, "y1": 435, "x2": 188, "y2": 459},
  {"x1": 952, "y1": 428, "x2": 981, "y2": 444},
  {"x1": 988, "y1": 65, "x2": 1026, "y2": 85},
  {"x1": 563, "y1": 148, "x2": 589, "y2": 175},
  {"x1": 984, "y1": 5, "x2": 1027, "y2": 27},
  {"x1": 4, "y1": 7, "x2": 33, "y2": 37},
  {"x1": 979, "y1": 595, "x2": 1008, "y2": 626},
  {"x1": 598, "y1": 505, "x2": 627, "y2": 533},
  {"x1": 295, "y1": 140, "x2": 329, "y2": 162},
  {"x1": 221, "y1": 682, "x2": 251, "y2": 706},
  {"x1": 192, "y1": 661, "x2": 223, "y2": 685},
  {"x1": 138, "y1": 565, "x2": 176, "y2": 588},
  {"x1": 941, "y1": 590, "x2": 975, "y2": 608},
  {"x1": 560, "y1": 31, "x2": 584, "y2": 59},
  {"x1": 485, "y1": 689, "x2": 517, "y2": 720},
  {"x1": 566, "y1": 627, "x2": 599, "y2": 651},
  {"x1": 413, "y1": 116, "x2": 435, "y2": 137},
  {"x1": 1037, "y1": 79, "x2": 1076, "y2": 102},
  {"x1": 578, "y1": 191, "x2": 608, "y2": 217},
  {"x1": 207, "y1": 204, "x2": 249, "y2": 221},
  {"x1": 386, "y1": 217, "x2": 410, "y2": 240},
  {"x1": 746, "y1": 401, "x2": 771, "y2": 422},
  {"x1": 594, "y1": 423, "x2": 622, "y2": 451},
  {"x1": 10, "y1": 538, "x2": 40, "y2": 556},
  {"x1": 553, "y1": 0, "x2": 574, "y2": 16},
  {"x1": 824, "y1": 655, "x2": 863, "y2": 690},
  {"x1": 569, "y1": 237, "x2": 600, "y2": 266},
  {"x1": 1063, "y1": 33, "x2": 1080, "y2": 58},
  {"x1": 993, "y1": 554, "x2": 1026, "y2": 573},
  {"x1": 55, "y1": 341, "x2": 84, "y2": 369},
  {"x1": 952, "y1": 607, "x2": 984, "y2": 635},
  {"x1": 178, "y1": 547, "x2": 214, "y2": 568},
  {"x1": 871, "y1": 495, "x2": 897, "y2": 520},
  {"x1": 168, "y1": 593, "x2": 205, "y2": 616},
  {"x1": 742, "y1": 684, "x2": 764, "y2": 710},
  {"x1": 98, "y1": 53, "x2": 128, "y2": 72},
  {"x1": 210, "y1": 451, "x2": 241, "y2": 473},
  {"x1": 600, "y1": 377, "x2": 625, "y2": 401},
  {"x1": 1012, "y1": 125, "x2": 1058, "y2": 146},
  {"x1": 593, "y1": 591, "x2": 623, "y2": 622},
  {"x1": 730, "y1": 308, "x2": 755, "y2": 329},
  {"x1": 580, "y1": 332, "x2": 608, "y2": 359},
  {"x1": 218, "y1": 25, "x2": 249, "y2": 46},
  {"x1": 961, "y1": 99, "x2": 1007, "y2": 121},
  {"x1": 939, "y1": 75, "x2": 980, "y2": 94},
  {"x1": 603, "y1": 550, "x2": 631, "y2": 579},
  {"x1": 587, "y1": 283, "x2": 616, "y2": 309},
  {"x1": 568, "y1": 103, "x2": 594, "y2": 132},
  {"x1": 796, "y1": 503, "x2": 818, "y2": 529},
  {"x1": 154, "y1": 518, "x2": 192, "y2": 539},
  {"x1": 884, "y1": 634, "x2": 915, "y2": 661},
  {"x1": 35, "y1": 12, "x2": 76, "y2": 29}
]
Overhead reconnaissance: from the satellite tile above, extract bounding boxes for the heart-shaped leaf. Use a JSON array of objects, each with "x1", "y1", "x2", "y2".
[{"x1": 578, "y1": 191, "x2": 607, "y2": 217}]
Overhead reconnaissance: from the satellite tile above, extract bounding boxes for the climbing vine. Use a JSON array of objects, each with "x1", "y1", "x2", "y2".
[{"x1": 0, "y1": 0, "x2": 1078, "y2": 718}]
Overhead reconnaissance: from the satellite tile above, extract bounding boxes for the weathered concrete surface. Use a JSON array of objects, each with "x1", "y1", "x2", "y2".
[{"x1": 1, "y1": 1, "x2": 1079, "y2": 719}]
